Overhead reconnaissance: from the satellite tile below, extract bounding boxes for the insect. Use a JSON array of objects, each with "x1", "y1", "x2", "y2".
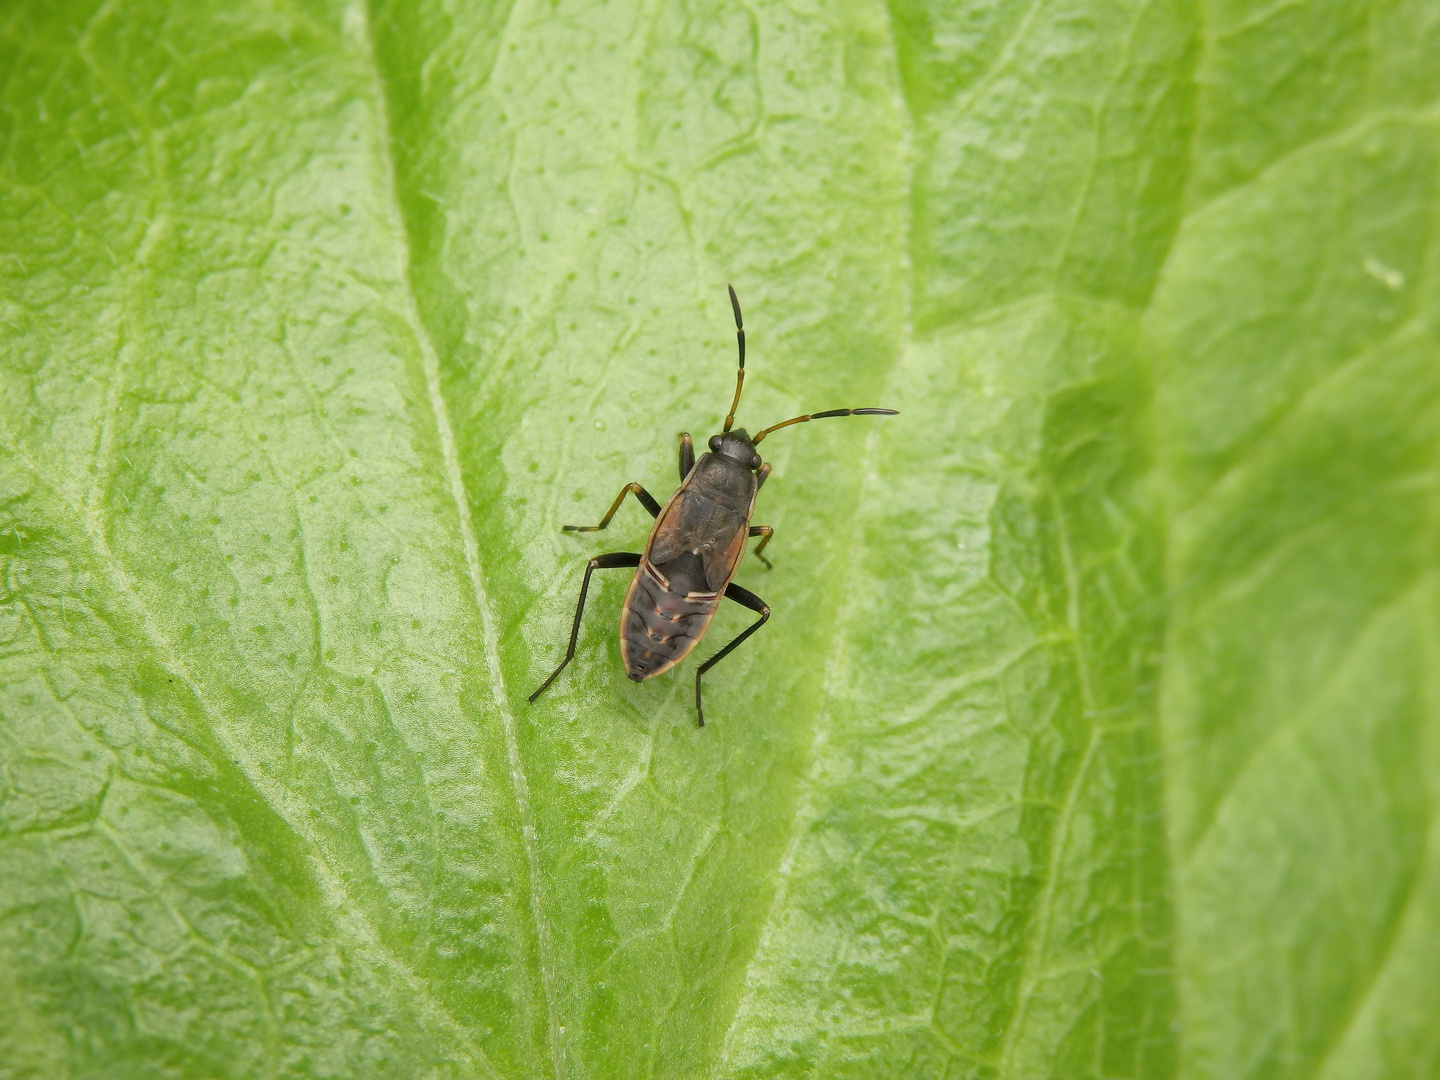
[{"x1": 529, "y1": 286, "x2": 896, "y2": 726}]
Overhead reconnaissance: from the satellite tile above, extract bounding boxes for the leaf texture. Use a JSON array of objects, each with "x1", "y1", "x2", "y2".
[{"x1": 0, "y1": 1, "x2": 1437, "y2": 1078}]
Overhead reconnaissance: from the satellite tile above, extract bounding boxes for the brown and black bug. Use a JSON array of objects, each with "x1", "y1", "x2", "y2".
[{"x1": 529, "y1": 286, "x2": 896, "y2": 726}]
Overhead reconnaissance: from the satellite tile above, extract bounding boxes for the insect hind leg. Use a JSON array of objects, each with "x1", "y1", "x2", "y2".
[
  {"x1": 694, "y1": 582, "x2": 770, "y2": 726},
  {"x1": 530, "y1": 552, "x2": 643, "y2": 703}
]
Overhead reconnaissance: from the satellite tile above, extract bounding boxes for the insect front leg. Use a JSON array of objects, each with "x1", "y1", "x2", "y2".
[
  {"x1": 748, "y1": 525, "x2": 774, "y2": 569},
  {"x1": 563, "y1": 483, "x2": 661, "y2": 532},
  {"x1": 679, "y1": 433, "x2": 695, "y2": 481},
  {"x1": 693, "y1": 582, "x2": 771, "y2": 727},
  {"x1": 529, "y1": 552, "x2": 644, "y2": 703}
]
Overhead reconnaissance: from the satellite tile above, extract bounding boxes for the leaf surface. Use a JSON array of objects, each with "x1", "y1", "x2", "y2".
[{"x1": 1, "y1": 1, "x2": 1437, "y2": 1079}]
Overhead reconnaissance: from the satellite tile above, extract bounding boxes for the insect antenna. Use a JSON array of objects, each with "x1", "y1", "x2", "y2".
[
  {"x1": 751, "y1": 407, "x2": 898, "y2": 444},
  {"x1": 722, "y1": 284, "x2": 746, "y2": 433}
]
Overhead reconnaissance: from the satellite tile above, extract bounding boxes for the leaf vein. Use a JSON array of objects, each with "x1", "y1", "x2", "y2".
[
  {"x1": 1300, "y1": 818, "x2": 1432, "y2": 1080},
  {"x1": 996, "y1": 481, "x2": 1104, "y2": 1077},
  {"x1": 0, "y1": 425, "x2": 504, "y2": 1079},
  {"x1": 1178, "y1": 102, "x2": 1440, "y2": 229},
  {"x1": 1183, "y1": 578, "x2": 1422, "y2": 863},
  {"x1": 354, "y1": 4, "x2": 565, "y2": 1077}
]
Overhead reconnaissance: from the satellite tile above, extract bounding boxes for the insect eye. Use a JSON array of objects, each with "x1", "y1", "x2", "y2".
[
  {"x1": 708, "y1": 436, "x2": 723, "y2": 452},
  {"x1": 751, "y1": 455, "x2": 762, "y2": 469}
]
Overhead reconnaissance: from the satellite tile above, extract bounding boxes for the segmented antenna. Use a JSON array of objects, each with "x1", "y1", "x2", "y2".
[
  {"x1": 722, "y1": 284, "x2": 745, "y2": 433},
  {"x1": 751, "y1": 407, "x2": 899, "y2": 444}
]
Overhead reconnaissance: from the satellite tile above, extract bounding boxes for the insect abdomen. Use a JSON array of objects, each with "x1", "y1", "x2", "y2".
[{"x1": 620, "y1": 557, "x2": 719, "y2": 681}]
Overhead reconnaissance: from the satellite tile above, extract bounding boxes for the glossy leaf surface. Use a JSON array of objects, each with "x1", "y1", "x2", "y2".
[{"x1": 2, "y1": 1, "x2": 1438, "y2": 1078}]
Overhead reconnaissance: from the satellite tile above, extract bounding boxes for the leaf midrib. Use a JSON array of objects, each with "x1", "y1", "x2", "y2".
[{"x1": 353, "y1": 4, "x2": 566, "y2": 1079}]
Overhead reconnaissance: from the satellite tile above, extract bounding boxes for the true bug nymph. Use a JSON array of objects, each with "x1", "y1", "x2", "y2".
[{"x1": 529, "y1": 286, "x2": 896, "y2": 725}]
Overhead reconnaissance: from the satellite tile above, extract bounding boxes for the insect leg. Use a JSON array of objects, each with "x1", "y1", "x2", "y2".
[
  {"x1": 748, "y1": 525, "x2": 774, "y2": 570},
  {"x1": 693, "y1": 582, "x2": 771, "y2": 727},
  {"x1": 529, "y1": 552, "x2": 644, "y2": 703},
  {"x1": 563, "y1": 483, "x2": 661, "y2": 532},
  {"x1": 679, "y1": 433, "x2": 695, "y2": 481},
  {"x1": 755, "y1": 462, "x2": 771, "y2": 491}
]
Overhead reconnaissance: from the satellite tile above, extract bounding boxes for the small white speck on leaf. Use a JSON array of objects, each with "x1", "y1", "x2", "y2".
[{"x1": 1363, "y1": 256, "x2": 1405, "y2": 291}]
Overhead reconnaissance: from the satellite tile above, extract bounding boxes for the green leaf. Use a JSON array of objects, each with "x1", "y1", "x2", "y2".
[{"x1": 2, "y1": 0, "x2": 1438, "y2": 1078}]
